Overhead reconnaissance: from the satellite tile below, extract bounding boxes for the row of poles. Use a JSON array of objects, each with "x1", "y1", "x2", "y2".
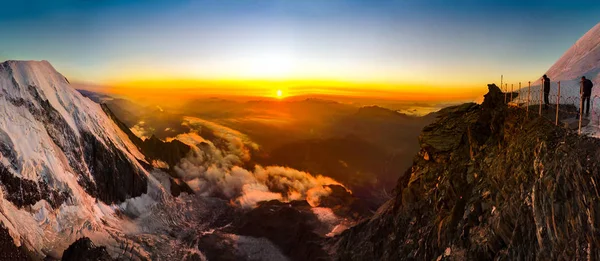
[{"x1": 501, "y1": 75, "x2": 584, "y2": 134}]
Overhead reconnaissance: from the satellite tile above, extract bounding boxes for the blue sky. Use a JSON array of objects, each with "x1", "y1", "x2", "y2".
[{"x1": 0, "y1": 0, "x2": 599, "y2": 93}]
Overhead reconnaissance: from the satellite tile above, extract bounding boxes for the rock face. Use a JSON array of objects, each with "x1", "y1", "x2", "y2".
[
  {"x1": 197, "y1": 187, "x2": 370, "y2": 261},
  {"x1": 101, "y1": 104, "x2": 193, "y2": 196},
  {"x1": 334, "y1": 84, "x2": 600, "y2": 260},
  {"x1": 101, "y1": 104, "x2": 191, "y2": 170},
  {"x1": 0, "y1": 225, "x2": 30, "y2": 261},
  {"x1": 61, "y1": 237, "x2": 113, "y2": 261},
  {"x1": 230, "y1": 200, "x2": 329, "y2": 261}
]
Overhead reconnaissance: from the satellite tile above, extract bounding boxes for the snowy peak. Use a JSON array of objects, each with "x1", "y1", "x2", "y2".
[
  {"x1": 545, "y1": 22, "x2": 600, "y2": 83},
  {"x1": 1, "y1": 60, "x2": 80, "y2": 134},
  {"x1": 0, "y1": 59, "x2": 149, "y2": 204},
  {"x1": 0, "y1": 59, "x2": 154, "y2": 255}
]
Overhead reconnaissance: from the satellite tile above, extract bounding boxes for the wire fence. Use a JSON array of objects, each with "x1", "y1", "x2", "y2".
[{"x1": 498, "y1": 80, "x2": 599, "y2": 136}]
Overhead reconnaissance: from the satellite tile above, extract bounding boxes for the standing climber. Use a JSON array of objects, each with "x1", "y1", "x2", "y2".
[
  {"x1": 581, "y1": 76, "x2": 594, "y2": 117},
  {"x1": 542, "y1": 75, "x2": 551, "y2": 109}
]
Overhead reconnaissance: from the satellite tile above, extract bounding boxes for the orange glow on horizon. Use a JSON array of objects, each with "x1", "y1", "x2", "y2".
[{"x1": 100, "y1": 78, "x2": 485, "y2": 103}]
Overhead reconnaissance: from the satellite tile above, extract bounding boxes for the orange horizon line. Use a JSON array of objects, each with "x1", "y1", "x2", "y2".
[
  {"x1": 92, "y1": 88, "x2": 483, "y2": 102},
  {"x1": 73, "y1": 79, "x2": 487, "y2": 102},
  {"x1": 75, "y1": 77, "x2": 484, "y2": 90}
]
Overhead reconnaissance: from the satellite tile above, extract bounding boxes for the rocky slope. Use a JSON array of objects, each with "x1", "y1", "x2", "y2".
[{"x1": 334, "y1": 84, "x2": 600, "y2": 260}]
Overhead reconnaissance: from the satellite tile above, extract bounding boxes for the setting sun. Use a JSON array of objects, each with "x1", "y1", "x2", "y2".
[{"x1": 276, "y1": 89, "x2": 283, "y2": 98}]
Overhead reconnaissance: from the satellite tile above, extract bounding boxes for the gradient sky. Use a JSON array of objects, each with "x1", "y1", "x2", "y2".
[{"x1": 1, "y1": 0, "x2": 599, "y2": 99}]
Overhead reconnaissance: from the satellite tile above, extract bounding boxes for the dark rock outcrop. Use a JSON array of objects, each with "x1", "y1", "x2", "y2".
[
  {"x1": 142, "y1": 135, "x2": 191, "y2": 169},
  {"x1": 194, "y1": 187, "x2": 369, "y2": 261},
  {"x1": 101, "y1": 104, "x2": 192, "y2": 197},
  {"x1": 80, "y1": 131, "x2": 148, "y2": 204},
  {"x1": 101, "y1": 104, "x2": 191, "y2": 169},
  {"x1": 334, "y1": 84, "x2": 600, "y2": 260},
  {"x1": 229, "y1": 200, "x2": 329, "y2": 261},
  {"x1": 61, "y1": 237, "x2": 113, "y2": 261},
  {"x1": 0, "y1": 165, "x2": 69, "y2": 209},
  {"x1": 319, "y1": 185, "x2": 371, "y2": 219},
  {"x1": 0, "y1": 225, "x2": 30, "y2": 261},
  {"x1": 101, "y1": 104, "x2": 193, "y2": 194}
]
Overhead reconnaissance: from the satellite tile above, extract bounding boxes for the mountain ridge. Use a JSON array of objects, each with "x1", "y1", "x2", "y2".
[{"x1": 334, "y1": 84, "x2": 600, "y2": 260}]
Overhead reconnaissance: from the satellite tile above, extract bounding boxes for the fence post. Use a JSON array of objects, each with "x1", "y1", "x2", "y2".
[
  {"x1": 511, "y1": 84, "x2": 513, "y2": 102},
  {"x1": 527, "y1": 81, "x2": 531, "y2": 116},
  {"x1": 517, "y1": 82, "x2": 523, "y2": 104},
  {"x1": 579, "y1": 84, "x2": 583, "y2": 134},
  {"x1": 556, "y1": 81, "x2": 560, "y2": 126},
  {"x1": 504, "y1": 83, "x2": 507, "y2": 104}
]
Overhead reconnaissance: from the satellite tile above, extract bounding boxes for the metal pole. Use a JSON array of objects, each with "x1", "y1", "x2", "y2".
[
  {"x1": 511, "y1": 83, "x2": 514, "y2": 102},
  {"x1": 527, "y1": 81, "x2": 531, "y2": 115},
  {"x1": 501, "y1": 75, "x2": 503, "y2": 99},
  {"x1": 556, "y1": 81, "x2": 560, "y2": 126},
  {"x1": 579, "y1": 83, "x2": 583, "y2": 134},
  {"x1": 504, "y1": 83, "x2": 507, "y2": 104},
  {"x1": 517, "y1": 82, "x2": 523, "y2": 104}
]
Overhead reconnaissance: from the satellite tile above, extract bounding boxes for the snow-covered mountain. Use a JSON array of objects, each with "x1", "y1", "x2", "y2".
[
  {"x1": 545, "y1": 22, "x2": 600, "y2": 85},
  {"x1": 510, "y1": 21, "x2": 600, "y2": 123},
  {"x1": 0, "y1": 60, "x2": 362, "y2": 260},
  {"x1": 0, "y1": 60, "x2": 155, "y2": 257},
  {"x1": 519, "y1": 22, "x2": 600, "y2": 101}
]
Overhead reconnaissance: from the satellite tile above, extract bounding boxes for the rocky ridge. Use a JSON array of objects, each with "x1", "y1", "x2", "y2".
[{"x1": 335, "y1": 84, "x2": 600, "y2": 260}]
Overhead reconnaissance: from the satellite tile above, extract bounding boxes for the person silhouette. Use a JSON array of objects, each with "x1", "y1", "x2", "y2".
[
  {"x1": 542, "y1": 75, "x2": 550, "y2": 110},
  {"x1": 581, "y1": 76, "x2": 594, "y2": 117}
]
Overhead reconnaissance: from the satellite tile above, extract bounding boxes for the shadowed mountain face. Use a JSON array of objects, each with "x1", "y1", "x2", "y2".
[
  {"x1": 0, "y1": 225, "x2": 30, "y2": 260},
  {"x1": 61, "y1": 238, "x2": 112, "y2": 261},
  {"x1": 252, "y1": 105, "x2": 437, "y2": 208},
  {"x1": 256, "y1": 136, "x2": 405, "y2": 208}
]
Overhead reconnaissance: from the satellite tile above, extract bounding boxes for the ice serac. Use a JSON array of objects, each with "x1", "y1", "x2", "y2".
[
  {"x1": 334, "y1": 84, "x2": 600, "y2": 260},
  {"x1": 0, "y1": 60, "x2": 150, "y2": 257}
]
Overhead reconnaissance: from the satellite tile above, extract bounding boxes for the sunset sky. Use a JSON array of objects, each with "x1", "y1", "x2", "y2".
[{"x1": 1, "y1": 1, "x2": 600, "y2": 100}]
